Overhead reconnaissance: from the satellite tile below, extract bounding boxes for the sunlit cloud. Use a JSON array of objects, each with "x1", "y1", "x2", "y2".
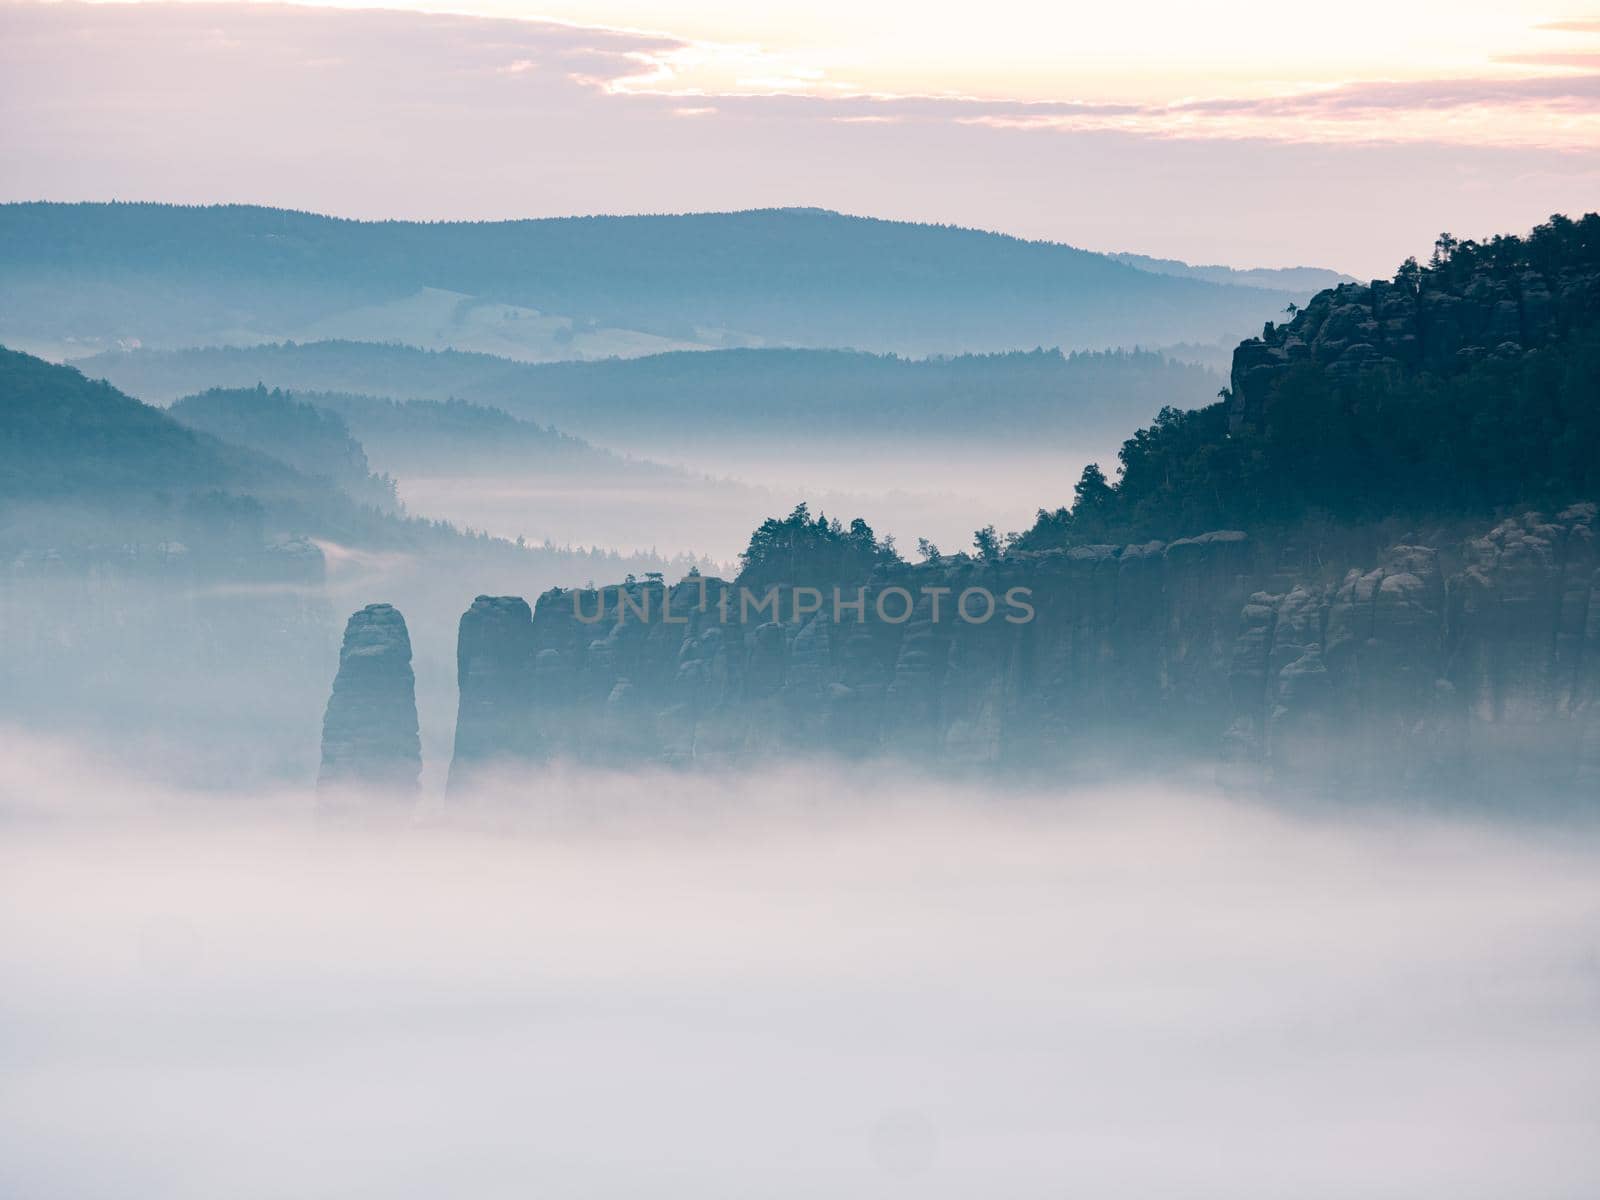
[
  {"x1": 513, "y1": 2, "x2": 1600, "y2": 149},
  {"x1": 6, "y1": 1, "x2": 1598, "y2": 150},
  {"x1": 928, "y1": 73, "x2": 1600, "y2": 149},
  {"x1": 1496, "y1": 51, "x2": 1600, "y2": 67}
]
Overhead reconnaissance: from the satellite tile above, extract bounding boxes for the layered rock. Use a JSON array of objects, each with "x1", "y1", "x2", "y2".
[
  {"x1": 438, "y1": 509, "x2": 1600, "y2": 802},
  {"x1": 445, "y1": 535, "x2": 1257, "y2": 784},
  {"x1": 422, "y1": 499, "x2": 1600, "y2": 793},
  {"x1": 448, "y1": 595, "x2": 539, "y2": 791},
  {"x1": 317, "y1": 603, "x2": 421, "y2": 795},
  {"x1": 1228, "y1": 254, "x2": 1600, "y2": 434},
  {"x1": 1450, "y1": 506, "x2": 1598, "y2": 791},
  {"x1": 1223, "y1": 506, "x2": 1598, "y2": 796}
]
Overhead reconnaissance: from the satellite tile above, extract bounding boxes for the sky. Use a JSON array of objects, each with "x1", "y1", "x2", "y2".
[{"x1": 2, "y1": 0, "x2": 1598, "y2": 272}]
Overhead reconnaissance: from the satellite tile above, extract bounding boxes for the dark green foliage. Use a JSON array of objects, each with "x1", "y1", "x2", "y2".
[
  {"x1": 738, "y1": 504, "x2": 900, "y2": 588},
  {"x1": 1017, "y1": 215, "x2": 1600, "y2": 549},
  {"x1": 170, "y1": 386, "x2": 396, "y2": 508},
  {"x1": 1067, "y1": 463, "x2": 1115, "y2": 539},
  {"x1": 1420, "y1": 213, "x2": 1598, "y2": 291},
  {"x1": 0, "y1": 343, "x2": 725, "y2": 602},
  {"x1": 972, "y1": 525, "x2": 1002, "y2": 564},
  {"x1": 0, "y1": 345, "x2": 286, "y2": 499},
  {"x1": 274, "y1": 390, "x2": 636, "y2": 478},
  {"x1": 0, "y1": 345, "x2": 507, "y2": 554}
]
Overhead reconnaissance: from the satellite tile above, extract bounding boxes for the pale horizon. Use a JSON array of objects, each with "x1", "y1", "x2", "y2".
[{"x1": 4, "y1": 0, "x2": 1597, "y2": 274}]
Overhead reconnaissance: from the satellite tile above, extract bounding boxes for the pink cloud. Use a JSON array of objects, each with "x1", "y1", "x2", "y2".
[
  {"x1": 1495, "y1": 52, "x2": 1600, "y2": 68},
  {"x1": 2, "y1": 1, "x2": 1596, "y2": 274},
  {"x1": 1536, "y1": 18, "x2": 1600, "y2": 33}
]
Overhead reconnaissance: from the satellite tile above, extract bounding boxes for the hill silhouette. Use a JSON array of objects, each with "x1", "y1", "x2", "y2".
[{"x1": 4, "y1": 203, "x2": 1315, "y2": 358}]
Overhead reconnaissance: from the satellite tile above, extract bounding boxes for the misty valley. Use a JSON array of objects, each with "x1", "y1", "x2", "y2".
[
  {"x1": 3, "y1": 197, "x2": 1599, "y2": 1197},
  {"x1": 6, "y1": 206, "x2": 1597, "y2": 802}
]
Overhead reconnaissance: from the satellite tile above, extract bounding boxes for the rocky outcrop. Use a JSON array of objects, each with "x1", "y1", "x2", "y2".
[
  {"x1": 1450, "y1": 506, "x2": 1598, "y2": 791},
  {"x1": 1228, "y1": 252, "x2": 1600, "y2": 434},
  {"x1": 317, "y1": 603, "x2": 421, "y2": 795},
  {"x1": 1223, "y1": 505, "x2": 1598, "y2": 796},
  {"x1": 1224, "y1": 545, "x2": 1455, "y2": 791},
  {"x1": 448, "y1": 595, "x2": 539, "y2": 791},
  {"x1": 445, "y1": 535, "x2": 1257, "y2": 781},
  {"x1": 439, "y1": 509, "x2": 1600, "y2": 802}
]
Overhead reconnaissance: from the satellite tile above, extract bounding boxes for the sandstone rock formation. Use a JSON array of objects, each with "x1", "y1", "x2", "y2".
[
  {"x1": 1228, "y1": 253, "x2": 1600, "y2": 434},
  {"x1": 444, "y1": 534, "x2": 1257, "y2": 782},
  {"x1": 448, "y1": 595, "x2": 540, "y2": 791},
  {"x1": 441, "y1": 509, "x2": 1600, "y2": 802},
  {"x1": 317, "y1": 603, "x2": 421, "y2": 795},
  {"x1": 1223, "y1": 505, "x2": 1598, "y2": 797}
]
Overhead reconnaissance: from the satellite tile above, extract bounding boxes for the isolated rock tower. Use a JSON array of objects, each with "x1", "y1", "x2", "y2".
[
  {"x1": 448, "y1": 594, "x2": 542, "y2": 793},
  {"x1": 318, "y1": 603, "x2": 422, "y2": 794}
]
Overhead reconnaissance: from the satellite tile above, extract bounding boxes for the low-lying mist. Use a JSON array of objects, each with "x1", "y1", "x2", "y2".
[
  {"x1": 392, "y1": 441, "x2": 1113, "y2": 563},
  {"x1": 3, "y1": 732, "x2": 1598, "y2": 1198}
]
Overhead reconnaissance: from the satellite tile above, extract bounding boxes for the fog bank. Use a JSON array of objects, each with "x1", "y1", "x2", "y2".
[{"x1": 3, "y1": 746, "x2": 1598, "y2": 1197}]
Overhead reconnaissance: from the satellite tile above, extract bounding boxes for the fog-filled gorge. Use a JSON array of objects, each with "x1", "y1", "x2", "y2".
[
  {"x1": 4, "y1": 744, "x2": 1599, "y2": 1198},
  {"x1": 4, "y1": 151, "x2": 1598, "y2": 1190}
]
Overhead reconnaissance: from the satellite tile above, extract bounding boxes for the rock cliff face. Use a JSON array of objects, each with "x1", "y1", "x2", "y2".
[
  {"x1": 1228, "y1": 253, "x2": 1600, "y2": 433},
  {"x1": 449, "y1": 594, "x2": 540, "y2": 791},
  {"x1": 318, "y1": 603, "x2": 421, "y2": 794},
  {"x1": 439, "y1": 510, "x2": 1599, "y2": 800},
  {"x1": 1222, "y1": 505, "x2": 1598, "y2": 795},
  {"x1": 446, "y1": 531, "x2": 1260, "y2": 773}
]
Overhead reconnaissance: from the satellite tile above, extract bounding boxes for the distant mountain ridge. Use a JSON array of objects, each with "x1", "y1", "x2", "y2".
[
  {"x1": 77, "y1": 342, "x2": 1221, "y2": 450},
  {"x1": 172, "y1": 385, "x2": 693, "y2": 481},
  {"x1": 3, "y1": 202, "x2": 1323, "y2": 360},
  {"x1": 168, "y1": 386, "x2": 399, "y2": 512},
  {"x1": 1106, "y1": 252, "x2": 1355, "y2": 295},
  {"x1": 0, "y1": 346, "x2": 713, "y2": 569},
  {"x1": 0, "y1": 345, "x2": 297, "y2": 503},
  {"x1": 0, "y1": 345, "x2": 481, "y2": 554}
]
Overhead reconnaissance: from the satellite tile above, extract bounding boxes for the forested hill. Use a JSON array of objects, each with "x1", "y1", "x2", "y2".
[
  {"x1": 2, "y1": 203, "x2": 1306, "y2": 357},
  {"x1": 79, "y1": 343, "x2": 1220, "y2": 446},
  {"x1": 171, "y1": 386, "x2": 688, "y2": 479},
  {"x1": 0, "y1": 345, "x2": 297, "y2": 501},
  {"x1": 168, "y1": 386, "x2": 398, "y2": 510},
  {"x1": 1, "y1": 346, "x2": 453, "y2": 552},
  {"x1": 1104, "y1": 253, "x2": 1354, "y2": 294},
  {"x1": 1020, "y1": 213, "x2": 1600, "y2": 548},
  {"x1": 1, "y1": 345, "x2": 719, "y2": 585}
]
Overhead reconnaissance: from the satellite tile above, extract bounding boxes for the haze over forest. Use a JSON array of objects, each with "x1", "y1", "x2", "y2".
[{"x1": 3, "y1": 0, "x2": 1599, "y2": 1184}]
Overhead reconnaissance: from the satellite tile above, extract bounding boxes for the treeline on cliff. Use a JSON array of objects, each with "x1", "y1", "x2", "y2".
[
  {"x1": 737, "y1": 503, "x2": 902, "y2": 588},
  {"x1": 1018, "y1": 214, "x2": 1600, "y2": 549}
]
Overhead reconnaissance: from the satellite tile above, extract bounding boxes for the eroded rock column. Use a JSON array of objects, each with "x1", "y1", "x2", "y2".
[
  {"x1": 317, "y1": 603, "x2": 421, "y2": 795},
  {"x1": 448, "y1": 595, "x2": 542, "y2": 792}
]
